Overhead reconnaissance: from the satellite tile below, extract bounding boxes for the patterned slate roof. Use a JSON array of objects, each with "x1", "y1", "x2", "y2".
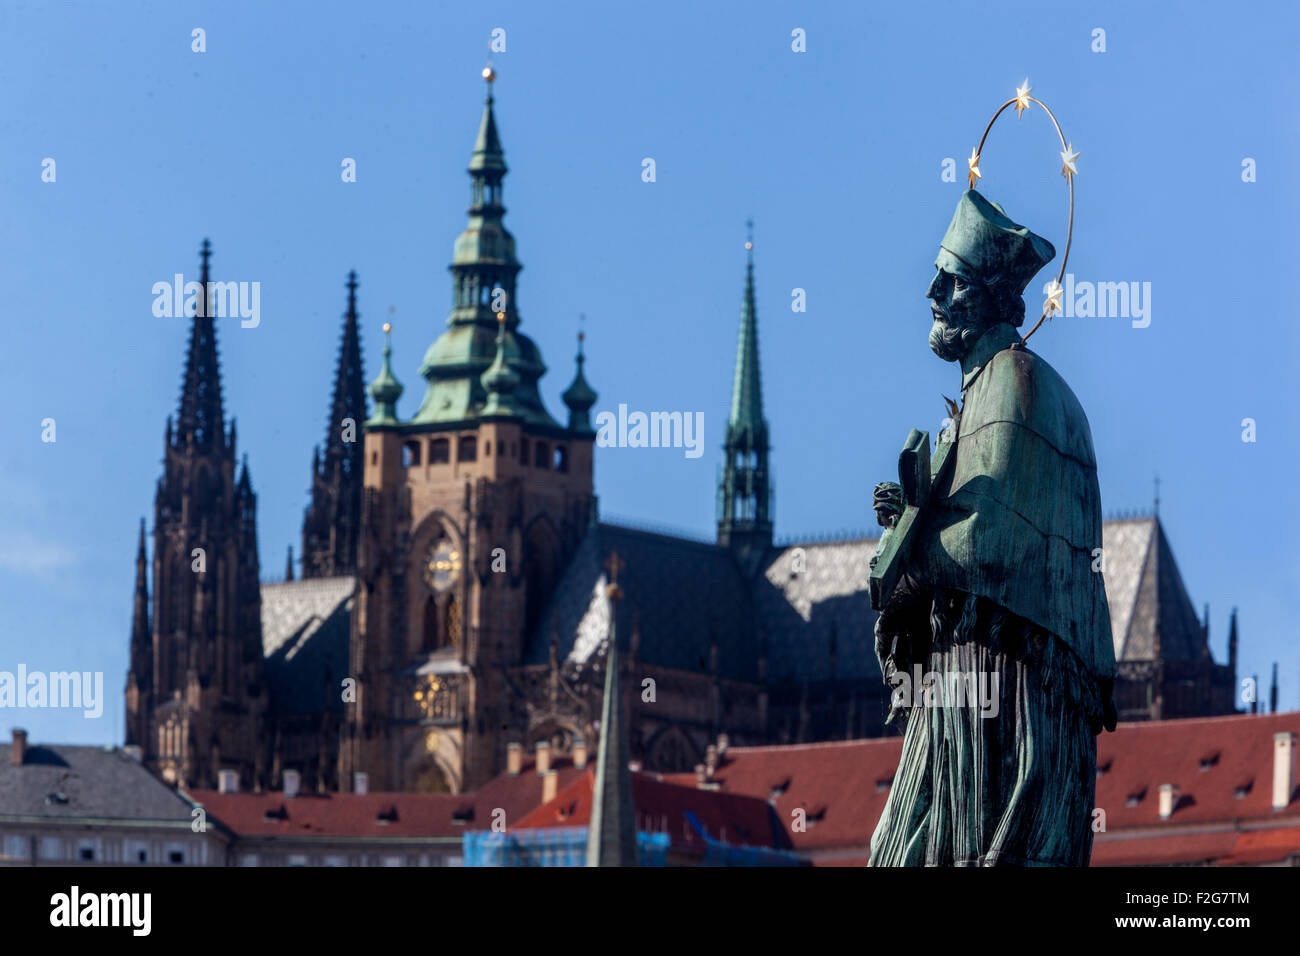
[
  {"x1": 525, "y1": 523, "x2": 758, "y2": 681},
  {"x1": 754, "y1": 541, "x2": 881, "y2": 684},
  {"x1": 260, "y1": 576, "x2": 354, "y2": 716},
  {"x1": 0, "y1": 742, "x2": 195, "y2": 821},
  {"x1": 1101, "y1": 517, "x2": 1207, "y2": 662}
]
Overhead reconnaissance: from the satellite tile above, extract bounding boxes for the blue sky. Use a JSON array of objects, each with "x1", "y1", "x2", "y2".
[{"x1": 1, "y1": 0, "x2": 1296, "y2": 744}]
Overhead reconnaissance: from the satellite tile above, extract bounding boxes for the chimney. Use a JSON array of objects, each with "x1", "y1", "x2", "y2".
[
  {"x1": 10, "y1": 729, "x2": 27, "y2": 766},
  {"x1": 1158, "y1": 783, "x2": 1178, "y2": 820},
  {"x1": 283, "y1": 769, "x2": 301, "y2": 799},
  {"x1": 123, "y1": 745, "x2": 143, "y2": 762},
  {"x1": 717, "y1": 733, "x2": 729, "y2": 757},
  {"x1": 1273, "y1": 732, "x2": 1296, "y2": 811},
  {"x1": 694, "y1": 763, "x2": 707, "y2": 787},
  {"x1": 572, "y1": 738, "x2": 588, "y2": 770},
  {"x1": 541, "y1": 769, "x2": 558, "y2": 805},
  {"x1": 217, "y1": 769, "x2": 240, "y2": 795},
  {"x1": 705, "y1": 743, "x2": 718, "y2": 780},
  {"x1": 353, "y1": 771, "x2": 369, "y2": 795},
  {"x1": 535, "y1": 741, "x2": 551, "y2": 775},
  {"x1": 506, "y1": 742, "x2": 523, "y2": 776}
]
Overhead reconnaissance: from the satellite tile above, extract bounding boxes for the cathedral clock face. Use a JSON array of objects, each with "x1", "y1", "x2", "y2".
[{"x1": 422, "y1": 541, "x2": 462, "y2": 592}]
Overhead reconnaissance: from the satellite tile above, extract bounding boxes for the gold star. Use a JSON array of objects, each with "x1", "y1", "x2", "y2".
[
  {"x1": 1014, "y1": 80, "x2": 1032, "y2": 118},
  {"x1": 1060, "y1": 143, "x2": 1080, "y2": 179},
  {"x1": 1043, "y1": 278, "x2": 1064, "y2": 317},
  {"x1": 967, "y1": 146, "x2": 981, "y2": 188}
]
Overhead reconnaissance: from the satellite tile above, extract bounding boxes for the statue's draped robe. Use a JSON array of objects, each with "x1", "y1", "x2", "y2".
[{"x1": 869, "y1": 323, "x2": 1116, "y2": 867}]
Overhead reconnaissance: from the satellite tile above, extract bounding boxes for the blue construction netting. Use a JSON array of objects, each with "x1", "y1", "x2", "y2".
[
  {"x1": 462, "y1": 827, "x2": 671, "y2": 867},
  {"x1": 463, "y1": 825, "x2": 804, "y2": 867}
]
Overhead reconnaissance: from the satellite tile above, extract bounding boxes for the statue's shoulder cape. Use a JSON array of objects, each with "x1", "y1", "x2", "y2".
[{"x1": 917, "y1": 340, "x2": 1117, "y2": 679}]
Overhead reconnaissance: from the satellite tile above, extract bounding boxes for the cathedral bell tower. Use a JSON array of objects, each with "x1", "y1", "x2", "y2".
[
  {"x1": 343, "y1": 69, "x2": 598, "y2": 794},
  {"x1": 126, "y1": 239, "x2": 267, "y2": 790}
]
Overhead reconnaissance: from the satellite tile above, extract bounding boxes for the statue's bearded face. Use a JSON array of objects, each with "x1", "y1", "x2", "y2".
[{"x1": 926, "y1": 267, "x2": 993, "y2": 362}]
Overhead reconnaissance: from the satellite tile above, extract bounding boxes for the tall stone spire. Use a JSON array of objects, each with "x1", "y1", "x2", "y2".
[
  {"x1": 175, "y1": 238, "x2": 225, "y2": 450},
  {"x1": 717, "y1": 223, "x2": 773, "y2": 561},
  {"x1": 128, "y1": 518, "x2": 151, "y2": 684},
  {"x1": 302, "y1": 271, "x2": 368, "y2": 578},
  {"x1": 587, "y1": 553, "x2": 637, "y2": 867},
  {"x1": 136, "y1": 239, "x2": 267, "y2": 789}
]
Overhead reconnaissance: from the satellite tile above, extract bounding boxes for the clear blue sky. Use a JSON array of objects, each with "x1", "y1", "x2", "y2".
[{"x1": 2, "y1": 0, "x2": 1296, "y2": 745}]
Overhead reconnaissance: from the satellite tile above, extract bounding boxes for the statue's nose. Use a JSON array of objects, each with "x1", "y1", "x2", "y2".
[{"x1": 925, "y1": 272, "x2": 941, "y2": 300}]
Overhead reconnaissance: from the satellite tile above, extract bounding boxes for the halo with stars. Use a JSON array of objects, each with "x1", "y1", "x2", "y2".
[{"x1": 965, "y1": 80, "x2": 1077, "y2": 345}]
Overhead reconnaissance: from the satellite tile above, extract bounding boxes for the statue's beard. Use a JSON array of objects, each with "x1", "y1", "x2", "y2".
[{"x1": 929, "y1": 307, "x2": 984, "y2": 362}]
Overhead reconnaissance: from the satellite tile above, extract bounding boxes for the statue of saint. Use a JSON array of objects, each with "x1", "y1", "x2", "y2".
[{"x1": 868, "y1": 190, "x2": 1117, "y2": 867}]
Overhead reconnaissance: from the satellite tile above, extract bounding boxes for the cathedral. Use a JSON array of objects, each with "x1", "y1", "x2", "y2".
[{"x1": 124, "y1": 73, "x2": 1243, "y2": 795}]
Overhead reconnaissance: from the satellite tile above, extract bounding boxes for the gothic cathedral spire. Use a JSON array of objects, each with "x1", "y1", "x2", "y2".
[
  {"x1": 301, "y1": 271, "x2": 368, "y2": 578},
  {"x1": 175, "y1": 238, "x2": 226, "y2": 450},
  {"x1": 128, "y1": 239, "x2": 267, "y2": 791},
  {"x1": 717, "y1": 223, "x2": 773, "y2": 560}
]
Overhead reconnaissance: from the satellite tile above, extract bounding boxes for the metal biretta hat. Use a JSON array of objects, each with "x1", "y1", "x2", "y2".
[{"x1": 935, "y1": 189, "x2": 1055, "y2": 294}]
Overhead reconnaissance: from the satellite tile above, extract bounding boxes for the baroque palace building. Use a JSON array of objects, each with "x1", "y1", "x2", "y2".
[{"x1": 125, "y1": 72, "x2": 1243, "y2": 795}]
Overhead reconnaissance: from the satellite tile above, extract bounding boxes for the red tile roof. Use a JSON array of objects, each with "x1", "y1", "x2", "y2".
[
  {"x1": 513, "y1": 770, "x2": 794, "y2": 853},
  {"x1": 186, "y1": 789, "x2": 470, "y2": 839},
  {"x1": 187, "y1": 752, "x2": 591, "y2": 839},
  {"x1": 672, "y1": 711, "x2": 1300, "y2": 866}
]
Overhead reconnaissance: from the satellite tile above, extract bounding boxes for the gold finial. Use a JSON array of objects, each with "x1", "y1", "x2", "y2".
[
  {"x1": 604, "y1": 551, "x2": 625, "y2": 600},
  {"x1": 382, "y1": 322, "x2": 392, "y2": 334},
  {"x1": 482, "y1": 65, "x2": 496, "y2": 83},
  {"x1": 496, "y1": 311, "x2": 506, "y2": 324}
]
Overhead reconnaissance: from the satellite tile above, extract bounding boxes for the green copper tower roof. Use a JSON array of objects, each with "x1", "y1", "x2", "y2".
[
  {"x1": 728, "y1": 232, "x2": 767, "y2": 444},
  {"x1": 561, "y1": 329, "x2": 598, "y2": 435},
  {"x1": 367, "y1": 323, "x2": 404, "y2": 426},
  {"x1": 410, "y1": 69, "x2": 563, "y2": 431},
  {"x1": 480, "y1": 314, "x2": 523, "y2": 418},
  {"x1": 717, "y1": 224, "x2": 774, "y2": 558}
]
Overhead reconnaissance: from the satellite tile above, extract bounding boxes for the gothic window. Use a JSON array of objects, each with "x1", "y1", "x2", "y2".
[
  {"x1": 429, "y1": 438, "x2": 450, "y2": 464},
  {"x1": 402, "y1": 441, "x2": 421, "y2": 468},
  {"x1": 421, "y1": 595, "x2": 438, "y2": 652},
  {"x1": 421, "y1": 594, "x2": 461, "y2": 652},
  {"x1": 457, "y1": 436, "x2": 477, "y2": 462},
  {"x1": 554, "y1": 446, "x2": 568, "y2": 472},
  {"x1": 519, "y1": 438, "x2": 529, "y2": 463},
  {"x1": 535, "y1": 441, "x2": 549, "y2": 468}
]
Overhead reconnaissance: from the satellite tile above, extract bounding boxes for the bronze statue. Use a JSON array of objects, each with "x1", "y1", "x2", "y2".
[{"x1": 868, "y1": 189, "x2": 1117, "y2": 867}]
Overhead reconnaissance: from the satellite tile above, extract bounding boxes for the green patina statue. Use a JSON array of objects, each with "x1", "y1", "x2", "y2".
[{"x1": 867, "y1": 189, "x2": 1117, "y2": 867}]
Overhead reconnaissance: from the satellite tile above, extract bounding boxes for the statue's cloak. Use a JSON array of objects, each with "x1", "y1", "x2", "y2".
[{"x1": 914, "y1": 323, "x2": 1116, "y2": 680}]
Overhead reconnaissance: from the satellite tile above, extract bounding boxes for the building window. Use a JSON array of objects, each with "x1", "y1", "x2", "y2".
[
  {"x1": 554, "y1": 446, "x2": 568, "y2": 472},
  {"x1": 371, "y1": 451, "x2": 378, "y2": 465},
  {"x1": 40, "y1": 837, "x2": 62, "y2": 861},
  {"x1": 3, "y1": 835, "x2": 29, "y2": 860},
  {"x1": 520, "y1": 438, "x2": 530, "y2": 463},
  {"x1": 429, "y1": 438, "x2": 450, "y2": 464},
  {"x1": 402, "y1": 441, "x2": 422, "y2": 468},
  {"x1": 457, "y1": 436, "x2": 477, "y2": 463},
  {"x1": 288, "y1": 854, "x2": 309, "y2": 867},
  {"x1": 168, "y1": 847, "x2": 184, "y2": 864},
  {"x1": 323, "y1": 854, "x2": 347, "y2": 867},
  {"x1": 535, "y1": 441, "x2": 549, "y2": 468},
  {"x1": 78, "y1": 844, "x2": 95, "y2": 862}
]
